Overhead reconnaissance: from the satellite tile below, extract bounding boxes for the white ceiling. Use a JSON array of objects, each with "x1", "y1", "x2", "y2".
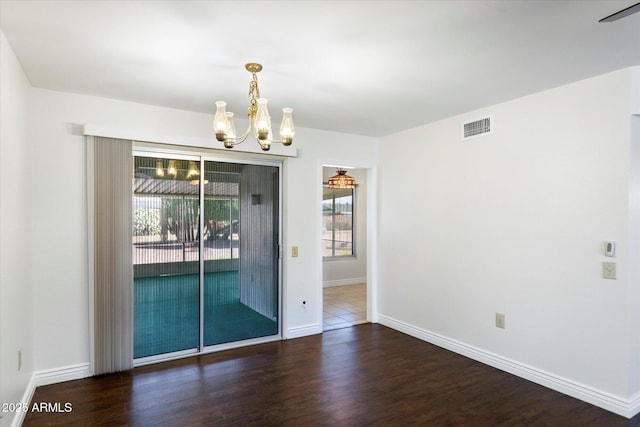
[{"x1": 1, "y1": 1, "x2": 639, "y2": 137}]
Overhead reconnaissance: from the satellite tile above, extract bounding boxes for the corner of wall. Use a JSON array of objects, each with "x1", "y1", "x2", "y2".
[
  {"x1": 630, "y1": 66, "x2": 640, "y2": 115},
  {"x1": 628, "y1": 111, "x2": 640, "y2": 399},
  {"x1": 0, "y1": 29, "x2": 35, "y2": 427}
]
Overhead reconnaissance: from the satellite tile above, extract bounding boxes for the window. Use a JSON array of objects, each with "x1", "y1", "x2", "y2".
[{"x1": 322, "y1": 186, "x2": 354, "y2": 257}]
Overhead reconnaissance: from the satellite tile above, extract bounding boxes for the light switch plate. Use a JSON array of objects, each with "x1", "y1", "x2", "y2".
[
  {"x1": 291, "y1": 246, "x2": 299, "y2": 257},
  {"x1": 603, "y1": 261, "x2": 616, "y2": 280}
]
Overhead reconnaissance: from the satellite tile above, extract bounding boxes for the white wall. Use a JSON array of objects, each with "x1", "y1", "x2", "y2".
[
  {"x1": 0, "y1": 31, "x2": 34, "y2": 427},
  {"x1": 322, "y1": 167, "x2": 367, "y2": 287},
  {"x1": 378, "y1": 68, "x2": 638, "y2": 415},
  {"x1": 27, "y1": 88, "x2": 377, "y2": 374}
]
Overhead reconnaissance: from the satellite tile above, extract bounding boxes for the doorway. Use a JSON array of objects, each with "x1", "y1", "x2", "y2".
[{"x1": 321, "y1": 166, "x2": 367, "y2": 331}]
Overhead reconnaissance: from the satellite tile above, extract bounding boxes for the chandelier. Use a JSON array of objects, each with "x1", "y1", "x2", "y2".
[
  {"x1": 328, "y1": 169, "x2": 356, "y2": 189},
  {"x1": 213, "y1": 63, "x2": 295, "y2": 152}
]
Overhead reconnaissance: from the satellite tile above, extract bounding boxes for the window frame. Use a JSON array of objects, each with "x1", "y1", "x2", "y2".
[{"x1": 322, "y1": 185, "x2": 356, "y2": 259}]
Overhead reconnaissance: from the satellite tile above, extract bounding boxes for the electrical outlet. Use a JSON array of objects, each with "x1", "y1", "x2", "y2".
[{"x1": 495, "y1": 313, "x2": 505, "y2": 329}]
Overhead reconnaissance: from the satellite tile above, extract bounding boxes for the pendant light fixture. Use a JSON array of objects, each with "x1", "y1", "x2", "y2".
[
  {"x1": 167, "y1": 160, "x2": 178, "y2": 178},
  {"x1": 328, "y1": 169, "x2": 356, "y2": 189},
  {"x1": 186, "y1": 161, "x2": 209, "y2": 185},
  {"x1": 155, "y1": 159, "x2": 165, "y2": 178},
  {"x1": 213, "y1": 63, "x2": 295, "y2": 152}
]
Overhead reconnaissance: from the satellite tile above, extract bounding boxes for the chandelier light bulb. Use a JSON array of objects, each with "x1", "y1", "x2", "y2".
[
  {"x1": 213, "y1": 101, "x2": 230, "y2": 141},
  {"x1": 225, "y1": 112, "x2": 237, "y2": 139},
  {"x1": 280, "y1": 108, "x2": 295, "y2": 146},
  {"x1": 255, "y1": 98, "x2": 271, "y2": 140}
]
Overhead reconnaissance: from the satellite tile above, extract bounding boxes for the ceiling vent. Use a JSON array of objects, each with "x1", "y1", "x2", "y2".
[{"x1": 462, "y1": 117, "x2": 491, "y2": 140}]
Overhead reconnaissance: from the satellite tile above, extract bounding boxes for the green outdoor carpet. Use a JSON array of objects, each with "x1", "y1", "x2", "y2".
[{"x1": 134, "y1": 271, "x2": 277, "y2": 359}]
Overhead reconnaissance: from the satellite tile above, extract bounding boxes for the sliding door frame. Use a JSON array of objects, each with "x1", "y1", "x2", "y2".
[
  {"x1": 200, "y1": 153, "x2": 283, "y2": 354},
  {"x1": 132, "y1": 150, "x2": 201, "y2": 366},
  {"x1": 132, "y1": 145, "x2": 283, "y2": 366}
]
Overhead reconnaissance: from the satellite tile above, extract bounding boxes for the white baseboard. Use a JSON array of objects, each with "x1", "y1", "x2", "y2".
[
  {"x1": 34, "y1": 363, "x2": 92, "y2": 387},
  {"x1": 10, "y1": 375, "x2": 36, "y2": 427},
  {"x1": 287, "y1": 323, "x2": 321, "y2": 339},
  {"x1": 323, "y1": 277, "x2": 366, "y2": 288},
  {"x1": 377, "y1": 314, "x2": 638, "y2": 419},
  {"x1": 629, "y1": 391, "x2": 640, "y2": 418},
  {"x1": 6, "y1": 364, "x2": 92, "y2": 426}
]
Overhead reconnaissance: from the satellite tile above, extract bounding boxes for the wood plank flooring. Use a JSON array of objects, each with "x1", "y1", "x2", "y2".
[{"x1": 24, "y1": 324, "x2": 639, "y2": 426}]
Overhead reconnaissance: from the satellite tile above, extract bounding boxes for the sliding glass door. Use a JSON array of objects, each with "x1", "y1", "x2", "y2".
[
  {"x1": 203, "y1": 162, "x2": 279, "y2": 346},
  {"x1": 132, "y1": 155, "x2": 200, "y2": 359},
  {"x1": 132, "y1": 153, "x2": 280, "y2": 361}
]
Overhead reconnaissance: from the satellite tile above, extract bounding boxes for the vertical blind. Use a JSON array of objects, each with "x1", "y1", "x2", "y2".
[{"x1": 93, "y1": 137, "x2": 133, "y2": 374}]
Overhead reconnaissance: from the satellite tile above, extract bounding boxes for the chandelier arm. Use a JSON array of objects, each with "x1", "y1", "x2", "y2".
[
  {"x1": 259, "y1": 138, "x2": 289, "y2": 145},
  {"x1": 222, "y1": 125, "x2": 251, "y2": 146}
]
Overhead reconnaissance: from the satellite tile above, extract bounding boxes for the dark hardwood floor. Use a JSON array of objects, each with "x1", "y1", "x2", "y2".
[{"x1": 24, "y1": 324, "x2": 639, "y2": 426}]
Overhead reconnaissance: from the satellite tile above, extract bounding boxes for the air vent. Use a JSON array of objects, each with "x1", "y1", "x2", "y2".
[{"x1": 462, "y1": 117, "x2": 491, "y2": 140}]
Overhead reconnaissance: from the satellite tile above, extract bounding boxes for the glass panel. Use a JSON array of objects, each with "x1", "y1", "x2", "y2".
[
  {"x1": 133, "y1": 157, "x2": 200, "y2": 359},
  {"x1": 203, "y1": 162, "x2": 279, "y2": 346}
]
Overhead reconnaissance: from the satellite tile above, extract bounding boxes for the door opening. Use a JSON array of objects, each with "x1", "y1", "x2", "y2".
[{"x1": 321, "y1": 166, "x2": 368, "y2": 331}]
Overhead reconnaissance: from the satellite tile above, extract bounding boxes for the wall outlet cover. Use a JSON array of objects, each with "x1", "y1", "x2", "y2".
[{"x1": 495, "y1": 313, "x2": 505, "y2": 329}]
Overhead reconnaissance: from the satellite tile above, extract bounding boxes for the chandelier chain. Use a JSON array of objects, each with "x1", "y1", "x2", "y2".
[{"x1": 248, "y1": 73, "x2": 260, "y2": 119}]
